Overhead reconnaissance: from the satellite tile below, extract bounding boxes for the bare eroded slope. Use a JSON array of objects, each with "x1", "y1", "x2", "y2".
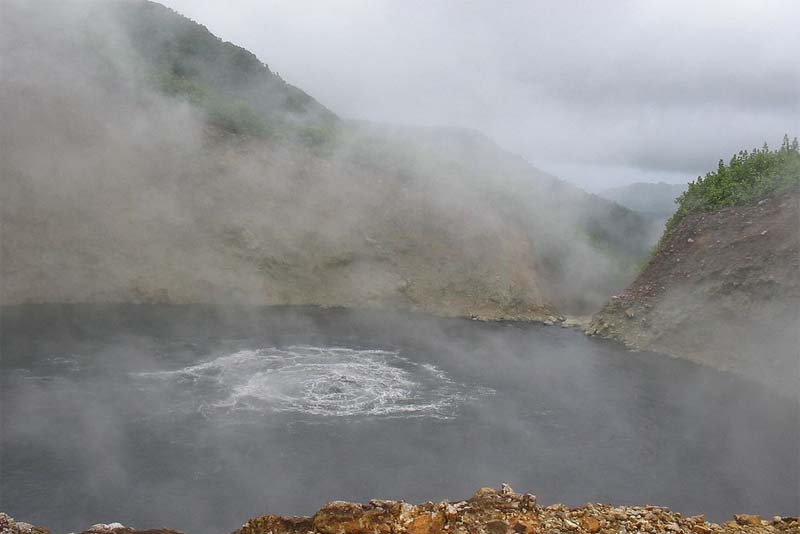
[{"x1": 590, "y1": 191, "x2": 800, "y2": 396}]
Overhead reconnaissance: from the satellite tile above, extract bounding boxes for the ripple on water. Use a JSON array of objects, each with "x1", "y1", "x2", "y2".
[{"x1": 134, "y1": 346, "x2": 490, "y2": 419}]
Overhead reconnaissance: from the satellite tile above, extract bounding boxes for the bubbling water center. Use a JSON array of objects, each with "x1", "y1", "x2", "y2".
[{"x1": 135, "y1": 345, "x2": 491, "y2": 419}]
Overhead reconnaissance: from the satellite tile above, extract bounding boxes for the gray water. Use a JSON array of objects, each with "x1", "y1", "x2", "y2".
[{"x1": 1, "y1": 305, "x2": 797, "y2": 533}]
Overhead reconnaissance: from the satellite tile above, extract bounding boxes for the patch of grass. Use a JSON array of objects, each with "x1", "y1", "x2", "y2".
[{"x1": 149, "y1": 70, "x2": 271, "y2": 138}]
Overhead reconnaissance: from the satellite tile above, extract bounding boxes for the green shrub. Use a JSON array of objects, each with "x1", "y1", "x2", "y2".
[
  {"x1": 205, "y1": 99, "x2": 271, "y2": 138},
  {"x1": 296, "y1": 124, "x2": 338, "y2": 148},
  {"x1": 149, "y1": 69, "x2": 271, "y2": 138},
  {"x1": 148, "y1": 70, "x2": 208, "y2": 103},
  {"x1": 666, "y1": 135, "x2": 800, "y2": 232}
]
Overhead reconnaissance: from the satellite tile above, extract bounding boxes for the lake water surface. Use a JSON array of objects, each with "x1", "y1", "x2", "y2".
[{"x1": 1, "y1": 305, "x2": 797, "y2": 533}]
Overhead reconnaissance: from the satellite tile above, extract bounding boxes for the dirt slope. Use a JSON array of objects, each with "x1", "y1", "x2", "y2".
[{"x1": 589, "y1": 190, "x2": 799, "y2": 397}]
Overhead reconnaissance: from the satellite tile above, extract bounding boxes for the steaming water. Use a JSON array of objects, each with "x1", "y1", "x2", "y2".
[
  {"x1": 1, "y1": 305, "x2": 797, "y2": 534},
  {"x1": 135, "y1": 346, "x2": 490, "y2": 418}
]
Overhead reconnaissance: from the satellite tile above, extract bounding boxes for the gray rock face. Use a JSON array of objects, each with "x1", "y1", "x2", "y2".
[{"x1": 0, "y1": 514, "x2": 49, "y2": 534}]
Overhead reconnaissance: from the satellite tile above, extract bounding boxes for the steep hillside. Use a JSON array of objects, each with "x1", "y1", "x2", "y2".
[
  {"x1": 590, "y1": 144, "x2": 799, "y2": 396},
  {"x1": 0, "y1": 1, "x2": 657, "y2": 319}
]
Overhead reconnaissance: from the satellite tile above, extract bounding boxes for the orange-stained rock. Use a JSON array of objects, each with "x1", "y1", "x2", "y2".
[
  {"x1": 485, "y1": 520, "x2": 510, "y2": 534},
  {"x1": 5, "y1": 487, "x2": 798, "y2": 534},
  {"x1": 406, "y1": 512, "x2": 445, "y2": 534},
  {"x1": 312, "y1": 501, "x2": 398, "y2": 534},
  {"x1": 580, "y1": 516, "x2": 601, "y2": 533},
  {"x1": 735, "y1": 515, "x2": 763, "y2": 527},
  {"x1": 239, "y1": 515, "x2": 313, "y2": 534},
  {"x1": 510, "y1": 520, "x2": 536, "y2": 534},
  {"x1": 471, "y1": 488, "x2": 500, "y2": 501}
]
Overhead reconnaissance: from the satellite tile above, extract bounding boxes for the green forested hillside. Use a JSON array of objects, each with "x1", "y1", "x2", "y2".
[{"x1": 115, "y1": 0, "x2": 338, "y2": 143}]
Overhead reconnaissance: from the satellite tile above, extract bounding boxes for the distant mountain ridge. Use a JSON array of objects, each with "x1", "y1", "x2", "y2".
[{"x1": 599, "y1": 182, "x2": 687, "y2": 218}]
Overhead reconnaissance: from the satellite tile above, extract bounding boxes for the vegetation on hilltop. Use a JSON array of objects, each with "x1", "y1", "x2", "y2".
[
  {"x1": 666, "y1": 135, "x2": 800, "y2": 232},
  {"x1": 114, "y1": 0, "x2": 338, "y2": 144}
]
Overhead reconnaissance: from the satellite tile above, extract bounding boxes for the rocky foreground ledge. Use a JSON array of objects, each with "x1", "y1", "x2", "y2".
[{"x1": 3, "y1": 486, "x2": 798, "y2": 534}]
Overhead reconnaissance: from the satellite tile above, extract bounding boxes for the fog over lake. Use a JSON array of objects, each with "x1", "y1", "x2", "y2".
[{"x1": 2, "y1": 306, "x2": 797, "y2": 534}]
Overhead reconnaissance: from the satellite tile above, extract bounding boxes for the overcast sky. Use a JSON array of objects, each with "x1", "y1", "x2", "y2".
[{"x1": 160, "y1": 0, "x2": 799, "y2": 191}]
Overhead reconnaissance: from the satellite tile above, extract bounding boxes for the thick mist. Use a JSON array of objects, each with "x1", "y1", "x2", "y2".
[
  {"x1": 1, "y1": 2, "x2": 798, "y2": 533},
  {"x1": 2, "y1": 305, "x2": 798, "y2": 533},
  {"x1": 160, "y1": 0, "x2": 800, "y2": 190},
  {"x1": 0, "y1": 0, "x2": 657, "y2": 317}
]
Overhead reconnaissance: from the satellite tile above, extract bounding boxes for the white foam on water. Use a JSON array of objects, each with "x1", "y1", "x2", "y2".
[{"x1": 135, "y1": 345, "x2": 489, "y2": 418}]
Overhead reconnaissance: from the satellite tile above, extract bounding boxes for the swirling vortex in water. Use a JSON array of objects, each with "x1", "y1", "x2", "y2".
[{"x1": 135, "y1": 346, "x2": 490, "y2": 418}]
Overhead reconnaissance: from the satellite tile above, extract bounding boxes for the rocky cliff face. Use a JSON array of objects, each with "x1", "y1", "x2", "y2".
[
  {"x1": 4, "y1": 487, "x2": 798, "y2": 534},
  {"x1": 589, "y1": 190, "x2": 799, "y2": 397}
]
